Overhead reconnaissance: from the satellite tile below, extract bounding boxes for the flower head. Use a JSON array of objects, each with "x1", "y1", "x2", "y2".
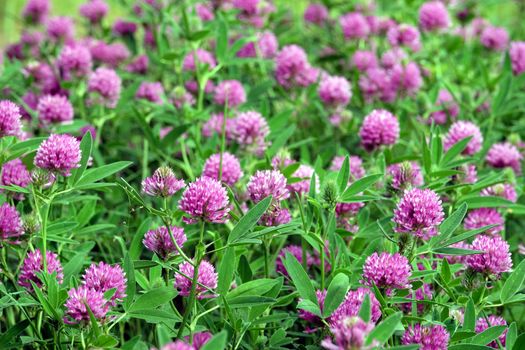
[
  {"x1": 486, "y1": 142, "x2": 523, "y2": 174},
  {"x1": 64, "y1": 286, "x2": 108, "y2": 324},
  {"x1": 136, "y1": 82, "x2": 164, "y2": 104},
  {"x1": 232, "y1": 111, "x2": 270, "y2": 156},
  {"x1": 1, "y1": 159, "x2": 31, "y2": 199},
  {"x1": 79, "y1": 0, "x2": 109, "y2": 24},
  {"x1": 112, "y1": 19, "x2": 137, "y2": 36},
  {"x1": 419, "y1": 1, "x2": 450, "y2": 31},
  {"x1": 288, "y1": 165, "x2": 315, "y2": 195},
  {"x1": 247, "y1": 170, "x2": 289, "y2": 203},
  {"x1": 510, "y1": 41, "x2": 525, "y2": 76},
  {"x1": 34, "y1": 134, "x2": 81, "y2": 176},
  {"x1": 182, "y1": 49, "x2": 216, "y2": 72},
  {"x1": 202, "y1": 113, "x2": 235, "y2": 139},
  {"x1": 82, "y1": 262, "x2": 127, "y2": 305},
  {"x1": 329, "y1": 287, "x2": 382, "y2": 325},
  {"x1": 388, "y1": 162, "x2": 424, "y2": 191},
  {"x1": 362, "y1": 252, "x2": 412, "y2": 289},
  {"x1": 394, "y1": 188, "x2": 444, "y2": 239},
  {"x1": 304, "y1": 4, "x2": 328, "y2": 25},
  {"x1": 466, "y1": 235, "x2": 512, "y2": 275},
  {"x1": 23, "y1": 0, "x2": 50, "y2": 24},
  {"x1": 340, "y1": 12, "x2": 370, "y2": 40},
  {"x1": 481, "y1": 183, "x2": 517, "y2": 203},
  {"x1": 37, "y1": 95, "x2": 74, "y2": 125},
  {"x1": 88, "y1": 67, "x2": 122, "y2": 108},
  {"x1": 388, "y1": 24, "x2": 421, "y2": 51},
  {"x1": 402, "y1": 324, "x2": 450, "y2": 350},
  {"x1": 480, "y1": 26, "x2": 509, "y2": 51},
  {"x1": 275, "y1": 245, "x2": 315, "y2": 276},
  {"x1": 444, "y1": 121, "x2": 483, "y2": 155},
  {"x1": 318, "y1": 75, "x2": 352, "y2": 108},
  {"x1": 214, "y1": 80, "x2": 246, "y2": 108},
  {"x1": 202, "y1": 152, "x2": 243, "y2": 187},
  {"x1": 18, "y1": 250, "x2": 63, "y2": 291},
  {"x1": 143, "y1": 226, "x2": 187, "y2": 260},
  {"x1": 175, "y1": 260, "x2": 218, "y2": 299},
  {"x1": 237, "y1": 31, "x2": 278, "y2": 59},
  {"x1": 58, "y1": 45, "x2": 92, "y2": 79},
  {"x1": 90, "y1": 41, "x2": 130, "y2": 67},
  {"x1": 352, "y1": 50, "x2": 378, "y2": 72},
  {"x1": 359, "y1": 109, "x2": 400, "y2": 151},
  {"x1": 275, "y1": 45, "x2": 318, "y2": 89},
  {"x1": 0, "y1": 100, "x2": 22, "y2": 137},
  {"x1": 464, "y1": 208, "x2": 504, "y2": 235},
  {"x1": 322, "y1": 316, "x2": 377, "y2": 350},
  {"x1": 179, "y1": 176, "x2": 230, "y2": 224},
  {"x1": 46, "y1": 16, "x2": 75, "y2": 42},
  {"x1": 330, "y1": 155, "x2": 366, "y2": 180}
]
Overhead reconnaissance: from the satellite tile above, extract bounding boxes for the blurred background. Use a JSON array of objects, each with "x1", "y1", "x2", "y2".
[{"x1": 0, "y1": 0, "x2": 524, "y2": 48}]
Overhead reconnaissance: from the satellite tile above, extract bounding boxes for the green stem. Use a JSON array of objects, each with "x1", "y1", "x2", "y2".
[{"x1": 218, "y1": 99, "x2": 228, "y2": 182}]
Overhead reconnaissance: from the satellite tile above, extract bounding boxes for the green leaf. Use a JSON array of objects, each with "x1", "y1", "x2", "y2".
[
  {"x1": 129, "y1": 287, "x2": 177, "y2": 312},
  {"x1": 123, "y1": 253, "x2": 136, "y2": 311},
  {"x1": 76, "y1": 161, "x2": 132, "y2": 187},
  {"x1": 227, "y1": 296, "x2": 276, "y2": 308},
  {"x1": 458, "y1": 196, "x2": 512, "y2": 209},
  {"x1": 432, "y1": 202, "x2": 467, "y2": 247},
  {"x1": 358, "y1": 294, "x2": 371, "y2": 322},
  {"x1": 0, "y1": 320, "x2": 30, "y2": 347},
  {"x1": 506, "y1": 322, "x2": 517, "y2": 350},
  {"x1": 201, "y1": 331, "x2": 227, "y2": 350},
  {"x1": 283, "y1": 253, "x2": 318, "y2": 306},
  {"x1": 322, "y1": 273, "x2": 349, "y2": 318},
  {"x1": 92, "y1": 335, "x2": 119, "y2": 348},
  {"x1": 440, "y1": 258, "x2": 452, "y2": 284},
  {"x1": 227, "y1": 196, "x2": 272, "y2": 244},
  {"x1": 470, "y1": 325, "x2": 507, "y2": 346},
  {"x1": 448, "y1": 345, "x2": 493, "y2": 350},
  {"x1": 440, "y1": 136, "x2": 472, "y2": 167},
  {"x1": 128, "y1": 309, "x2": 180, "y2": 323},
  {"x1": 433, "y1": 247, "x2": 483, "y2": 256},
  {"x1": 71, "y1": 131, "x2": 93, "y2": 185},
  {"x1": 297, "y1": 299, "x2": 322, "y2": 318},
  {"x1": 366, "y1": 312, "x2": 403, "y2": 345},
  {"x1": 501, "y1": 259, "x2": 525, "y2": 303},
  {"x1": 216, "y1": 16, "x2": 228, "y2": 63},
  {"x1": 226, "y1": 279, "x2": 279, "y2": 300},
  {"x1": 340, "y1": 174, "x2": 383, "y2": 201},
  {"x1": 463, "y1": 298, "x2": 476, "y2": 331},
  {"x1": 336, "y1": 156, "x2": 350, "y2": 194},
  {"x1": 218, "y1": 247, "x2": 236, "y2": 296}
]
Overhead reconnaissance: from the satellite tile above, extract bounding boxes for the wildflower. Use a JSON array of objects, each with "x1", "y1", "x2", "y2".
[
  {"x1": 388, "y1": 162, "x2": 424, "y2": 191},
  {"x1": 275, "y1": 245, "x2": 315, "y2": 276},
  {"x1": 466, "y1": 235, "x2": 512, "y2": 275},
  {"x1": 419, "y1": 1, "x2": 450, "y2": 32},
  {"x1": 136, "y1": 82, "x2": 164, "y2": 104},
  {"x1": 288, "y1": 165, "x2": 315, "y2": 195},
  {"x1": 175, "y1": 260, "x2": 218, "y2": 299},
  {"x1": 304, "y1": 4, "x2": 328, "y2": 25},
  {"x1": 444, "y1": 121, "x2": 483, "y2": 155},
  {"x1": 18, "y1": 250, "x2": 63, "y2": 291},
  {"x1": 214, "y1": 80, "x2": 246, "y2": 108},
  {"x1": 464, "y1": 208, "x2": 504, "y2": 235},
  {"x1": 1, "y1": 159, "x2": 31, "y2": 199},
  {"x1": 143, "y1": 226, "x2": 187, "y2": 260},
  {"x1": 486, "y1": 142, "x2": 523, "y2": 174},
  {"x1": 182, "y1": 49, "x2": 216, "y2": 72},
  {"x1": 402, "y1": 324, "x2": 450, "y2": 350},
  {"x1": 340, "y1": 12, "x2": 370, "y2": 40},
  {"x1": 57, "y1": 45, "x2": 92, "y2": 79},
  {"x1": 318, "y1": 75, "x2": 352, "y2": 108},
  {"x1": 0, "y1": 100, "x2": 22, "y2": 137},
  {"x1": 275, "y1": 45, "x2": 318, "y2": 89},
  {"x1": 475, "y1": 316, "x2": 507, "y2": 348},
  {"x1": 79, "y1": 0, "x2": 108, "y2": 24},
  {"x1": 82, "y1": 262, "x2": 127, "y2": 305},
  {"x1": 202, "y1": 152, "x2": 243, "y2": 187},
  {"x1": 352, "y1": 50, "x2": 378, "y2": 72},
  {"x1": 23, "y1": 0, "x2": 50, "y2": 24},
  {"x1": 359, "y1": 109, "x2": 400, "y2": 151},
  {"x1": 46, "y1": 16, "x2": 75, "y2": 42},
  {"x1": 362, "y1": 252, "x2": 412, "y2": 289},
  {"x1": 481, "y1": 184, "x2": 517, "y2": 203},
  {"x1": 330, "y1": 287, "x2": 382, "y2": 325},
  {"x1": 179, "y1": 176, "x2": 230, "y2": 224},
  {"x1": 64, "y1": 286, "x2": 108, "y2": 324},
  {"x1": 37, "y1": 95, "x2": 74, "y2": 125},
  {"x1": 232, "y1": 111, "x2": 270, "y2": 156},
  {"x1": 510, "y1": 42, "x2": 525, "y2": 75},
  {"x1": 330, "y1": 155, "x2": 366, "y2": 180},
  {"x1": 34, "y1": 134, "x2": 81, "y2": 176},
  {"x1": 480, "y1": 26, "x2": 509, "y2": 51},
  {"x1": 88, "y1": 67, "x2": 122, "y2": 108},
  {"x1": 322, "y1": 316, "x2": 377, "y2": 350}
]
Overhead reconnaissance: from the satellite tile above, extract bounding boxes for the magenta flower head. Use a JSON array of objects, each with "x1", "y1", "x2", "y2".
[
  {"x1": 486, "y1": 142, "x2": 523, "y2": 174},
  {"x1": 0, "y1": 203, "x2": 23, "y2": 244},
  {"x1": 322, "y1": 316, "x2": 376, "y2": 350},
  {"x1": 330, "y1": 155, "x2": 366, "y2": 180},
  {"x1": 339, "y1": 12, "x2": 370, "y2": 40},
  {"x1": 237, "y1": 31, "x2": 278, "y2": 59},
  {"x1": 352, "y1": 50, "x2": 378, "y2": 72},
  {"x1": 481, "y1": 183, "x2": 517, "y2": 203},
  {"x1": 388, "y1": 162, "x2": 424, "y2": 191},
  {"x1": 159, "y1": 341, "x2": 194, "y2": 350},
  {"x1": 136, "y1": 82, "x2": 164, "y2": 104},
  {"x1": 79, "y1": 0, "x2": 109, "y2": 24},
  {"x1": 232, "y1": 111, "x2": 270, "y2": 156},
  {"x1": 88, "y1": 67, "x2": 122, "y2": 108},
  {"x1": 1, "y1": 159, "x2": 31, "y2": 198},
  {"x1": 202, "y1": 152, "x2": 243, "y2": 187},
  {"x1": 388, "y1": 24, "x2": 421, "y2": 52},
  {"x1": 259, "y1": 207, "x2": 291, "y2": 227},
  {"x1": 362, "y1": 252, "x2": 412, "y2": 289},
  {"x1": 466, "y1": 235, "x2": 512, "y2": 276},
  {"x1": 304, "y1": 3, "x2": 328, "y2": 25},
  {"x1": 90, "y1": 41, "x2": 130, "y2": 67},
  {"x1": 46, "y1": 16, "x2": 75, "y2": 42},
  {"x1": 0, "y1": 100, "x2": 22, "y2": 137},
  {"x1": 127, "y1": 54, "x2": 149, "y2": 74},
  {"x1": 64, "y1": 286, "x2": 108, "y2": 325},
  {"x1": 330, "y1": 287, "x2": 382, "y2": 325},
  {"x1": 214, "y1": 80, "x2": 246, "y2": 108},
  {"x1": 394, "y1": 188, "x2": 444, "y2": 239},
  {"x1": 510, "y1": 42, "x2": 525, "y2": 76},
  {"x1": 464, "y1": 208, "x2": 504, "y2": 235},
  {"x1": 444, "y1": 121, "x2": 483, "y2": 155},
  {"x1": 23, "y1": 0, "x2": 50, "y2": 24},
  {"x1": 143, "y1": 226, "x2": 187, "y2": 260},
  {"x1": 400, "y1": 283, "x2": 433, "y2": 314},
  {"x1": 419, "y1": 1, "x2": 450, "y2": 32},
  {"x1": 196, "y1": 3, "x2": 214, "y2": 21},
  {"x1": 391, "y1": 61, "x2": 423, "y2": 96},
  {"x1": 112, "y1": 19, "x2": 137, "y2": 36},
  {"x1": 275, "y1": 45, "x2": 318, "y2": 89},
  {"x1": 402, "y1": 324, "x2": 450, "y2": 350},
  {"x1": 202, "y1": 113, "x2": 234, "y2": 139},
  {"x1": 276, "y1": 245, "x2": 315, "y2": 276},
  {"x1": 480, "y1": 26, "x2": 509, "y2": 51},
  {"x1": 476, "y1": 315, "x2": 507, "y2": 348},
  {"x1": 175, "y1": 260, "x2": 218, "y2": 299},
  {"x1": 247, "y1": 170, "x2": 290, "y2": 203},
  {"x1": 82, "y1": 261, "x2": 127, "y2": 306},
  {"x1": 37, "y1": 95, "x2": 74, "y2": 125},
  {"x1": 182, "y1": 49, "x2": 216, "y2": 72},
  {"x1": 429, "y1": 89, "x2": 460, "y2": 124},
  {"x1": 34, "y1": 134, "x2": 81, "y2": 176},
  {"x1": 18, "y1": 250, "x2": 63, "y2": 291},
  {"x1": 142, "y1": 166, "x2": 185, "y2": 197},
  {"x1": 288, "y1": 164, "x2": 315, "y2": 195},
  {"x1": 58, "y1": 45, "x2": 92, "y2": 79},
  {"x1": 179, "y1": 176, "x2": 230, "y2": 224},
  {"x1": 359, "y1": 109, "x2": 400, "y2": 151},
  {"x1": 318, "y1": 75, "x2": 352, "y2": 108}
]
